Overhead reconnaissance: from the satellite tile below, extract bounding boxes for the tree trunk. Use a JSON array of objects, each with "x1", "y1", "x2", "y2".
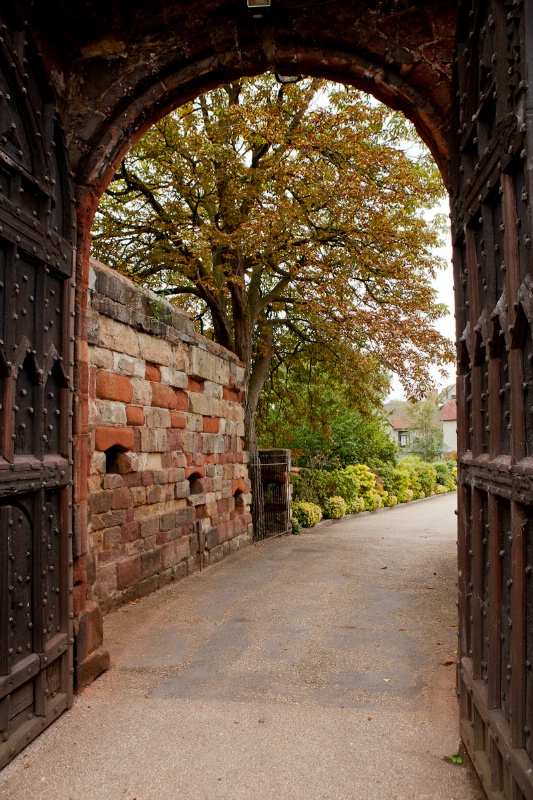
[
  {"x1": 242, "y1": 326, "x2": 273, "y2": 541},
  {"x1": 243, "y1": 325, "x2": 273, "y2": 453}
]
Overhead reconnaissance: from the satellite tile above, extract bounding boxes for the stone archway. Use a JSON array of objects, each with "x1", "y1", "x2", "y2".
[
  {"x1": 56, "y1": 2, "x2": 457, "y2": 189},
  {"x1": 28, "y1": 0, "x2": 457, "y2": 698},
  {"x1": 3, "y1": 2, "x2": 533, "y2": 798}
]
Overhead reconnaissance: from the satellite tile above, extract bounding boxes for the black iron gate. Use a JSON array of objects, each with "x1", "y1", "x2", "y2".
[
  {"x1": 451, "y1": 1, "x2": 533, "y2": 797},
  {"x1": 250, "y1": 449, "x2": 292, "y2": 541},
  {"x1": 0, "y1": 13, "x2": 75, "y2": 768}
]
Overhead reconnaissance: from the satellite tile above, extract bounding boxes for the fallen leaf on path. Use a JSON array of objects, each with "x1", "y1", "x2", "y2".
[
  {"x1": 398, "y1": 627, "x2": 405, "y2": 631},
  {"x1": 444, "y1": 659, "x2": 457, "y2": 666},
  {"x1": 436, "y1": 641, "x2": 442, "y2": 645},
  {"x1": 383, "y1": 678, "x2": 390, "y2": 683},
  {"x1": 448, "y1": 623, "x2": 458, "y2": 627},
  {"x1": 381, "y1": 566, "x2": 387, "y2": 569},
  {"x1": 23, "y1": 763, "x2": 30, "y2": 769},
  {"x1": 425, "y1": 586, "x2": 435, "y2": 590}
]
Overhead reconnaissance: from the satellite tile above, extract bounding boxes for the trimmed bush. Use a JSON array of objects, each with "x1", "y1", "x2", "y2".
[
  {"x1": 446, "y1": 459, "x2": 458, "y2": 487},
  {"x1": 373, "y1": 460, "x2": 413, "y2": 503},
  {"x1": 399, "y1": 459, "x2": 423, "y2": 498},
  {"x1": 323, "y1": 496, "x2": 347, "y2": 519},
  {"x1": 402, "y1": 456, "x2": 437, "y2": 497},
  {"x1": 348, "y1": 496, "x2": 365, "y2": 513},
  {"x1": 345, "y1": 464, "x2": 383, "y2": 511},
  {"x1": 433, "y1": 461, "x2": 456, "y2": 491},
  {"x1": 292, "y1": 501, "x2": 323, "y2": 528},
  {"x1": 292, "y1": 453, "x2": 450, "y2": 521},
  {"x1": 391, "y1": 467, "x2": 412, "y2": 502},
  {"x1": 327, "y1": 469, "x2": 361, "y2": 509},
  {"x1": 292, "y1": 467, "x2": 361, "y2": 509}
]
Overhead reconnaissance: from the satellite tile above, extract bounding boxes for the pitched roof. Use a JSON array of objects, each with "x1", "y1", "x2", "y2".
[
  {"x1": 387, "y1": 414, "x2": 414, "y2": 431},
  {"x1": 439, "y1": 399, "x2": 457, "y2": 422},
  {"x1": 383, "y1": 401, "x2": 414, "y2": 431}
]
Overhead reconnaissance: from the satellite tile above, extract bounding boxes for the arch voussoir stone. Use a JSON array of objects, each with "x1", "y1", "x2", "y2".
[{"x1": 36, "y1": 1, "x2": 457, "y2": 198}]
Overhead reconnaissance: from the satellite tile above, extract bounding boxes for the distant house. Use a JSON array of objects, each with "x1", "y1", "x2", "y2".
[
  {"x1": 383, "y1": 400, "x2": 416, "y2": 458},
  {"x1": 384, "y1": 386, "x2": 457, "y2": 460},
  {"x1": 439, "y1": 397, "x2": 457, "y2": 455}
]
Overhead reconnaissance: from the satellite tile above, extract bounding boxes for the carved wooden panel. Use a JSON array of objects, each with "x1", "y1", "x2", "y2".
[
  {"x1": 0, "y1": 13, "x2": 75, "y2": 768},
  {"x1": 451, "y1": 1, "x2": 533, "y2": 797}
]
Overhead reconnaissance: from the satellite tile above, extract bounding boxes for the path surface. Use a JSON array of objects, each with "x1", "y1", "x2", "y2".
[{"x1": 0, "y1": 492, "x2": 484, "y2": 800}]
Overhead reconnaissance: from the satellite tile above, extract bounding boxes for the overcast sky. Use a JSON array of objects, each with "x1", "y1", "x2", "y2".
[{"x1": 387, "y1": 197, "x2": 456, "y2": 400}]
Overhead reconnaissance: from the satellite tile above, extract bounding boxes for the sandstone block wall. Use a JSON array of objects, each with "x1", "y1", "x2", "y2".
[{"x1": 86, "y1": 259, "x2": 252, "y2": 612}]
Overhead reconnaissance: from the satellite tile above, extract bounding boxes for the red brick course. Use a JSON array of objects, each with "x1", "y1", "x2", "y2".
[
  {"x1": 151, "y1": 382, "x2": 178, "y2": 409},
  {"x1": 126, "y1": 405, "x2": 145, "y2": 425},
  {"x1": 175, "y1": 389, "x2": 188, "y2": 411},
  {"x1": 223, "y1": 387, "x2": 242, "y2": 402},
  {"x1": 187, "y1": 377, "x2": 204, "y2": 392},
  {"x1": 96, "y1": 371, "x2": 133, "y2": 403},
  {"x1": 95, "y1": 426, "x2": 134, "y2": 452},
  {"x1": 145, "y1": 363, "x2": 161, "y2": 382},
  {"x1": 203, "y1": 416, "x2": 219, "y2": 433},
  {"x1": 170, "y1": 411, "x2": 187, "y2": 428}
]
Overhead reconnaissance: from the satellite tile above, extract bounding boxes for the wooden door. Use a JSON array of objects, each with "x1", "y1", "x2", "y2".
[
  {"x1": 0, "y1": 13, "x2": 75, "y2": 768},
  {"x1": 451, "y1": 1, "x2": 533, "y2": 797}
]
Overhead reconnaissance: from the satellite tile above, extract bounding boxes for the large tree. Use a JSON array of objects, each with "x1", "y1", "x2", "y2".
[{"x1": 92, "y1": 75, "x2": 453, "y2": 449}]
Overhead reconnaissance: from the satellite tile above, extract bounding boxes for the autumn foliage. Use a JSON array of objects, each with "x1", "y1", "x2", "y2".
[{"x1": 93, "y1": 75, "x2": 454, "y2": 447}]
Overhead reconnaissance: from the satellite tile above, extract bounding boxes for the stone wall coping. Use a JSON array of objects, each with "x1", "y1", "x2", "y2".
[{"x1": 89, "y1": 258, "x2": 245, "y2": 368}]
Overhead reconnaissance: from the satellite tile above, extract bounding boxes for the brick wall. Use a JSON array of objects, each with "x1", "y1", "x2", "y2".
[{"x1": 86, "y1": 259, "x2": 252, "y2": 613}]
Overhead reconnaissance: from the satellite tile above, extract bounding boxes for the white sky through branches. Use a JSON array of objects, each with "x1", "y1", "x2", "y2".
[{"x1": 387, "y1": 195, "x2": 455, "y2": 400}]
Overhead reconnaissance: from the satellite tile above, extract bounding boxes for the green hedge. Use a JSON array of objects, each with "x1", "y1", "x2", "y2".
[{"x1": 292, "y1": 457, "x2": 456, "y2": 526}]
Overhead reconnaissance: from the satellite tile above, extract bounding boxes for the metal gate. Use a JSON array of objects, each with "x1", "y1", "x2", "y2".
[
  {"x1": 0, "y1": 12, "x2": 75, "y2": 768},
  {"x1": 451, "y1": 1, "x2": 533, "y2": 797},
  {"x1": 251, "y1": 449, "x2": 292, "y2": 541}
]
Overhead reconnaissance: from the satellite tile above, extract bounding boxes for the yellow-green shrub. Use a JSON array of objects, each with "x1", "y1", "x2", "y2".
[
  {"x1": 344, "y1": 464, "x2": 382, "y2": 511},
  {"x1": 349, "y1": 496, "x2": 365, "y2": 513},
  {"x1": 401, "y1": 456, "x2": 437, "y2": 497},
  {"x1": 292, "y1": 501, "x2": 323, "y2": 528},
  {"x1": 323, "y1": 496, "x2": 348, "y2": 519}
]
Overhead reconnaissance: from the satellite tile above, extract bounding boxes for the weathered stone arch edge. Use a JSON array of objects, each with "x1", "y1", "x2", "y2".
[{"x1": 72, "y1": 43, "x2": 450, "y2": 213}]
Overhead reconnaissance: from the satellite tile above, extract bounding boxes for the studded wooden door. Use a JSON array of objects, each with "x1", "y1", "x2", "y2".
[
  {"x1": 0, "y1": 14, "x2": 75, "y2": 768},
  {"x1": 451, "y1": 1, "x2": 533, "y2": 797}
]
